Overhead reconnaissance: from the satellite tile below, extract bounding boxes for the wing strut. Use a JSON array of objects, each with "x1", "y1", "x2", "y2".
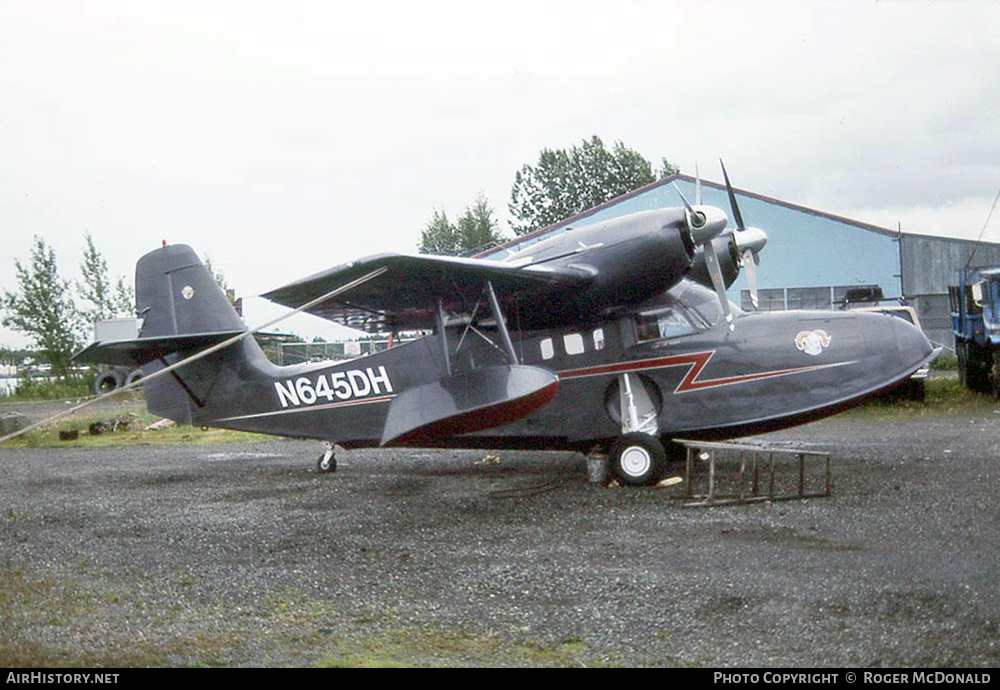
[
  {"x1": 485, "y1": 280, "x2": 519, "y2": 364},
  {"x1": 435, "y1": 299, "x2": 452, "y2": 376}
]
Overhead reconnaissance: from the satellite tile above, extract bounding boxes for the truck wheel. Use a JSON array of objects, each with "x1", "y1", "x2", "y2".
[
  {"x1": 957, "y1": 343, "x2": 968, "y2": 387},
  {"x1": 992, "y1": 353, "x2": 1000, "y2": 401},
  {"x1": 94, "y1": 372, "x2": 119, "y2": 395},
  {"x1": 609, "y1": 432, "x2": 666, "y2": 486},
  {"x1": 968, "y1": 344, "x2": 992, "y2": 394}
]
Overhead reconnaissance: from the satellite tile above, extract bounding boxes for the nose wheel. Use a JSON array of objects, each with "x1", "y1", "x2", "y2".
[
  {"x1": 317, "y1": 443, "x2": 337, "y2": 473},
  {"x1": 609, "y1": 432, "x2": 666, "y2": 486}
]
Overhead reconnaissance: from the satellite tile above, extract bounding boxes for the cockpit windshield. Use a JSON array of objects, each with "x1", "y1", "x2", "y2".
[
  {"x1": 670, "y1": 280, "x2": 743, "y2": 328},
  {"x1": 633, "y1": 280, "x2": 743, "y2": 342}
]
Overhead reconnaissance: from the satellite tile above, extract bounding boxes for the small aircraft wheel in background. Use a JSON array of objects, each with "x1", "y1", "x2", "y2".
[
  {"x1": 124, "y1": 369, "x2": 144, "y2": 387},
  {"x1": 317, "y1": 451, "x2": 337, "y2": 473},
  {"x1": 609, "y1": 432, "x2": 666, "y2": 486}
]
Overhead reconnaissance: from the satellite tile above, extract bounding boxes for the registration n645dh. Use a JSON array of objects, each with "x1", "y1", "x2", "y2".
[{"x1": 274, "y1": 366, "x2": 393, "y2": 408}]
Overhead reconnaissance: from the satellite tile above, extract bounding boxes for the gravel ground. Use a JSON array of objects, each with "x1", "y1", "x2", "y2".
[{"x1": 1, "y1": 404, "x2": 1000, "y2": 667}]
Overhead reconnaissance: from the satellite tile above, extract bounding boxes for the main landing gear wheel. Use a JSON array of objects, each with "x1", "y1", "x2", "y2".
[
  {"x1": 609, "y1": 432, "x2": 666, "y2": 486},
  {"x1": 317, "y1": 447, "x2": 337, "y2": 473}
]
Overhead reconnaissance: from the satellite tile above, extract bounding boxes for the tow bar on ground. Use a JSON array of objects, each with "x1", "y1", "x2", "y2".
[{"x1": 673, "y1": 439, "x2": 831, "y2": 508}]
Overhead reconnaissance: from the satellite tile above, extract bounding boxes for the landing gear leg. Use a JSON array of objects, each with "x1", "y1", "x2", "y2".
[
  {"x1": 317, "y1": 442, "x2": 337, "y2": 473},
  {"x1": 610, "y1": 373, "x2": 665, "y2": 486}
]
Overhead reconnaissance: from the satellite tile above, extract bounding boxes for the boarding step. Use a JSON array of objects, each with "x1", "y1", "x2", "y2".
[{"x1": 673, "y1": 439, "x2": 831, "y2": 508}]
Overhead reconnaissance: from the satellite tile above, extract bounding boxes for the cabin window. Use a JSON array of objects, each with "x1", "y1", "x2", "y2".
[
  {"x1": 540, "y1": 338, "x2": 554, "y2": 360},
  {"x1": 563, "y1": 333, "x2": 585, "y2": 355},
  {"x1": 593, "y1": 328, "x2": 605, "y2": 351},
  {"x1": 634, "y1": 308, "x2": 697, "y2": 342}
]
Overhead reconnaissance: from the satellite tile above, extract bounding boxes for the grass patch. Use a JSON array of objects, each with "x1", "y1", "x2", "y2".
[
  {"x1": 0, "y1": 566, "x2": 609, "y2": 668},
  {"x1": 314, "y1": 625, "x2": 602, "y2": 668},
  {"x1": 930, "y1": 351, "x2": 957, "y2": 371},
  {"x1": 3, "y1": 401, "x2": 272, "y2": 448},
  {"x1": 0, "y1": 567, "x2": 241, "y2": 667},
  {"x1": 0, "y1": 374, "x2": 96, "y2": 402},
  {"x1": 850, "y1": 375, "x2": 998, "y2": 418}
]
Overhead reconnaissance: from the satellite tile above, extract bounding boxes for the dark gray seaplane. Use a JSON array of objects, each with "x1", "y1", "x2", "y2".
[{"x1": 75, "y1": 165, "x2": 938, "y2": 485}]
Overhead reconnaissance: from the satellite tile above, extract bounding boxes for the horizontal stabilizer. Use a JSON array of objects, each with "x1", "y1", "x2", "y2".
[
  {"x1": 72, "y1": 330, "x2": 245, "y2": 367},
  {"x1": 380, "y1": 364, "x2": 559, "y2": 446}
]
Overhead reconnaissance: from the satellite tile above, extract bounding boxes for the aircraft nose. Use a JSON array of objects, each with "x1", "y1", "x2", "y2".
[
  {"x1": 861, "y1": 311, "x2": 937, "y2": 374},
  {"x1": 890, "y1": 313, "x2": 935, "y2": 360}
]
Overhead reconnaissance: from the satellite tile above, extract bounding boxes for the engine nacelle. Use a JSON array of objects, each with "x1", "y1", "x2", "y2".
[{"x1": 688, "y1": 233, "x2": 740, "y2": 289}]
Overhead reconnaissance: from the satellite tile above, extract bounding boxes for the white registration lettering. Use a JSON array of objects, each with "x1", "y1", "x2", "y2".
[
  {"x1": 295, "y1": 377, "x2": 317, "y2": 404},
  {"x1": 273, "y1": 367, "x2": 393, "y2": 409},
  {"x1": 347, "y1": 370, "x2": 371, "y2": 397},
  {"x1": 330, "y1": 372, "x2": 351, "y2": 399},
  {"x1": 275, "y1": 380, "x2": 299, "y2": 408},
  {"x1": 367, "y1": 366, "x2": 393, "y2": 394},
  {"x1": 314, "y1": 374, "x2": 334, "y2": 401}
]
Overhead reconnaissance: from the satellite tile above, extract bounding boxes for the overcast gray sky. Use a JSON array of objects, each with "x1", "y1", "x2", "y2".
[{"x1": 2, "y1": 0, "x2": 999, "y2": 346}]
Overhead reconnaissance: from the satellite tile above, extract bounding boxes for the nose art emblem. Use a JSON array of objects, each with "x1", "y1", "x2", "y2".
[{"x1": 795, "y1": 329, "x2": 831, "y2": 356}]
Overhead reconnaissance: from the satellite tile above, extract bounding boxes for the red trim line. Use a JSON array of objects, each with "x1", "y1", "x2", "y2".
[
  {"x1": 558, "y1": 350, "x2": 853, "y2": 394},
  {"x1": 215, "y1": 394, "x2": 396, "y2": 422}
]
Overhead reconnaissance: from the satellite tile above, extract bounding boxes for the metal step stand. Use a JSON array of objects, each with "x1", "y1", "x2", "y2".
[{"x1": 673, "y1": 439, "x2": 831, "y2": 508}]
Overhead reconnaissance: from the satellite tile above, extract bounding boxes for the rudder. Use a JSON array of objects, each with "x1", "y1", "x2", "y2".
[{"x1": 136, "y1": 244, "x2": 246, "y2": 338}]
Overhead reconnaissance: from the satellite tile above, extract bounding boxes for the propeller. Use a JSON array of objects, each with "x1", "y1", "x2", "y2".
[
  {"x1": 702, "y1": 234, "x2": 736, "y2": 330},
  {"x1": 720, "y1": 159, "x2": 767, "y2": 311},
  {"x1": 675, "y1": 161, "x2": 769, "y2": 331},
  {"x1": 673, "y1": 165, "x2": 736, "y2": 330},
  {"x1": 672, "y1": 181, "x2": 728, "y2": 246}
]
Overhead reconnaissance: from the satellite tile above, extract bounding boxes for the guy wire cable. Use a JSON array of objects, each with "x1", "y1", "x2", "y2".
[
  {"x1": 965, "y1": 183, "x2": 1000, "y2": 268},
  {"x1": 0, "y1": 266, "x2": 387, "y2": 446}
]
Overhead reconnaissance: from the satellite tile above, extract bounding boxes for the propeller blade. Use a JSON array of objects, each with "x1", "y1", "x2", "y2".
[
  {"x1": 742, "y1": 249, "x2": 759, "y2": 309},
  {"x1": 695, "y1": 162, "x2": 702, "y2": 205},
  {"x1": 672, "y1": 182, "x2": 706, "y2": 231},
  {"x1": 672, "y1": 182, "x2": 696, "y2": 218},
  {"x1": 720, "y1": 159, "x2": 746, "y2": 232},
  {"x1": 703, "y1": 237, "x2": 734, "y2": 331}
]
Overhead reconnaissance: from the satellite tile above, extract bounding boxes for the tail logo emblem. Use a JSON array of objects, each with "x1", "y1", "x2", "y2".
[{"x1": 181, "y1": 285, "x2": 195, "y2": 300}]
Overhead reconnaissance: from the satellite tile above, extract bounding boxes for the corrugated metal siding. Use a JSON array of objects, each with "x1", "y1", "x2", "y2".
[{"x1": 900, "y1": 235, "x2": 1000, "y2": 295}]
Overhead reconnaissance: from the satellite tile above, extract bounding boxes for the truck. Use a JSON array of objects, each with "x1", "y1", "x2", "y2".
[
  {"x1": 948, "y1": 266, "x2": 1000, "y2": 397},
  {"x1": 91, "y1": 318, "x2": 144, "y2": 394}
]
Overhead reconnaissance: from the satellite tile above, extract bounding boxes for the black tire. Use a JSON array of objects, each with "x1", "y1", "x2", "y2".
[
  {"x1": 957, "y1": 342, "x2": 968, "y2": 387},
  {"x1": 609, "y1": 432, "x2": 666, "y2": 486},
  {"x1": 94, "y1": 372, "x2": 119, "y2": 395},
  {"x1": 124, "y1": 369, "x2": 144, "y2": 387},
  {"x1": 317, "y1": 452, "x2": 337, "y2": 473},
  {"x1": 992, "y1": 352, "x2": 1000, "y2": 401},
  {"x1": 967, "y1": 343, "x2": 992, "y2": 394}
]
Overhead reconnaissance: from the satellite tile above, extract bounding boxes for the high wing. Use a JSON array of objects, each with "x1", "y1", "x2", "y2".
[{"x1": 261, "y1": 253, "x2": 594, "y2": 333}]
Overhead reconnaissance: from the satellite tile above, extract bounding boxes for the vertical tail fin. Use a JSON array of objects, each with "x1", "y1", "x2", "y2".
[
  {"x1": 134, "y1": 245, "x2": 266, "y2": 424},
  {"x1": 136, "y1": 244, "x2": 246, "y2": 338}
]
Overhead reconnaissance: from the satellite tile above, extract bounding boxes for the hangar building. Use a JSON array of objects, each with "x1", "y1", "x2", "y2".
[{"x1": 487, "y1": 173, "x2": 1000, "y2": 349}]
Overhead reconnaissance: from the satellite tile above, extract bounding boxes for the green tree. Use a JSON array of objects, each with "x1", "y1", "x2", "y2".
[
  {"x1": 508, "y1": 135, "x2": 679, "y2": 236},
  {"x1": 77, "y1": 233, "x2": 134, "y2": 325},
  {"x1": 112, "y1": 276, "x2": 135, "y2": 317},
  {"x1": 1, "y1": 237, "x2": 84, "y2": 377},
  {"x1": 418, "y1": 209, "x2": 460, "y2": 256},
  {"x1": 419, "y1": 194, "x2": 507, "y2": 256}
]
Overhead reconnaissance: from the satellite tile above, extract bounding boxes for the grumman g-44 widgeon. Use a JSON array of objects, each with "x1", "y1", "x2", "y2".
[{"x1": 75, "y1": 165, "x2": 938, "y2": 485}]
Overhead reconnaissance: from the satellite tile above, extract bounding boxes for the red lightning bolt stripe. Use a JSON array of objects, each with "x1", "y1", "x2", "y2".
[{"x1": 557, "y1": 350, "x2": 854, "y2": 394}]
